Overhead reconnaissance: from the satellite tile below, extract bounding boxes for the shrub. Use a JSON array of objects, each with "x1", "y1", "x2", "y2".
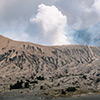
[
  {"x1": 40, "y1": 86, "x2": 44, "y2": 90},
  {"x1": 61, "y1": 89, "x2": 66, "y2": 95},
  {"x1": 96, "y1": 78, "x2": 100, "y2": 83},
  {"x1": 10, "y1": 80, "x2": 23, "y2": 89},
  {"x1": 24, "y1": 82, "x2": 29, "y2": 88},
  {"x1": 37, "y1": 76, "x2": 45, "y2": 81},
  {"x1": 66, "y1": 87, "x2": 76, "y2": 92}
]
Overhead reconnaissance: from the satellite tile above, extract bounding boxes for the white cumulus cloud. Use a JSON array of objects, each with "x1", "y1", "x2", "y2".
[
  {"x1": 93, "y1": 0, "x2": 100, "y2": 16},
  {"x1": 55, "y1": 0, "x2": 100, "y2": 29},
  {"x1": 30, "y1": 4, "x2": 70, "y2": 45}
]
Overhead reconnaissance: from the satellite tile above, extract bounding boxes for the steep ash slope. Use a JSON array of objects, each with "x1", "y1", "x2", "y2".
[{"x1": 0, "y1": 35, "x2": 100, "y2": 93}]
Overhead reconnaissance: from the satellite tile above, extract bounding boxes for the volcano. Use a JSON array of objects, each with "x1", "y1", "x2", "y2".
[{"x1": 0, "y1": 35, "x2": 100, "y2": 95}]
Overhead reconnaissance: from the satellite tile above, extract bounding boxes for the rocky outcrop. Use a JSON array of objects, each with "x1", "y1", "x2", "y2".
[{"x1": 0, "y1": 35, "x2": 100, "y2": 94}]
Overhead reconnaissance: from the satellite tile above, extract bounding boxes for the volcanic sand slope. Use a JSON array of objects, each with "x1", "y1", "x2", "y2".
[{"x1": 0, "y1": 35, "x2": 100, "y2": 94}]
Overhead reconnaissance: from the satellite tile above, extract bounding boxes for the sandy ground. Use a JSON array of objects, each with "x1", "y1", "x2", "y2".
[{"x1": 0, "y1": 93, "x2": 100, "y2": 100}]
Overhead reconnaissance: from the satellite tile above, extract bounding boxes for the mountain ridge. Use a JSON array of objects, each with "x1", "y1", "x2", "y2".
[{"x1": 0, "y1": 35, "x2": 100, "y2": 96}]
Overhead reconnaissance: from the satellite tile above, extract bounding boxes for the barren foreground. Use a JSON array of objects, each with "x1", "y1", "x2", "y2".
[{"x1": 1, "y1": 93, "x2": 100, "y2": 100}]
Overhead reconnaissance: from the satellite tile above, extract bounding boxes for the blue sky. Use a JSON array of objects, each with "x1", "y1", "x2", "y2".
[{"x1": 0, "y1": 0, "x2": 100, "y2": 46}]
